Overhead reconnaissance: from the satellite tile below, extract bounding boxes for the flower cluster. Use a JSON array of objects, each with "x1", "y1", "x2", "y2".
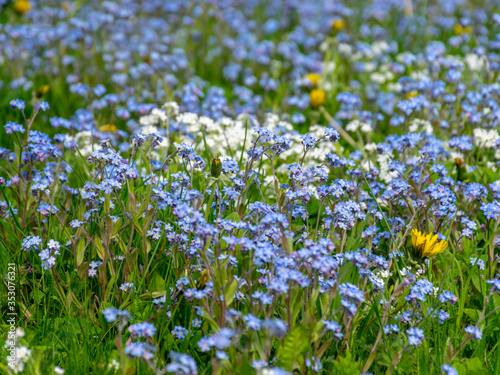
[{"x1": 2, "y1": 0, "x2": 500, "y2": 374}]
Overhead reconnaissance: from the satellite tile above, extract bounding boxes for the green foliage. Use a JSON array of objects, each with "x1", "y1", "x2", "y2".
[
  {"x1": 277, "y1": 324, "x2": 310, "y2": 371},
  {"x1": 332, "y1": 351, "x2": 361, "y2": 375}
]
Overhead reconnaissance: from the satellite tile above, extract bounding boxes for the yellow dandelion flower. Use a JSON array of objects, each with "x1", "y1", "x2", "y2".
[
  {"x1": 454, "y1": 24, "x2": 471, "y2": 35},
  {"x1": 331, "y1": 19, "x2": 346, "y2": 31},
  {"x1": 454, "y1": 157, "x2": 465, "y2": 168},
  {"x1": 99, "y1": 124, "x2": 118, "y2": 133},
  {"x1": 309, "y1": 89, "x2": 326, "y2": 108},
  {"x1": 411, "y1": 229, "x2": 447, "y2": 258},
  {"x1": 406, "y1": 91, "x2": 418, "y2": 100},
  {"x1": 306, "y1": 73, "x2": 321, "y2": 87},
  {"x1": 196, "y1": 269, "x2": 209, "y2": 290},
  {"x1": 36, "y1": 85, "x2": 50, "y2": 98},
  {"x1": 13, "y1": 0, "x2": 30, "y2": 15}
]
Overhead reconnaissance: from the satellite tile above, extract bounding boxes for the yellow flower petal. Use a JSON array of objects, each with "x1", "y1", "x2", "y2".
[
  {"x1": 411, "y1": 229, "x2": 447, "y2": 258},
  {"x1": 310, "y1": 89, "x2": 326, "y2": 108}
]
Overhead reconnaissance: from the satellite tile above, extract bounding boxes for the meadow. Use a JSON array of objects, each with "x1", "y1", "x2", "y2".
[{"x1": 1, "y1": 0, "x2": 500, "y2": 374}]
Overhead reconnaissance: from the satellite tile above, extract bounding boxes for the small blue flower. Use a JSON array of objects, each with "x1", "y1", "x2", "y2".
[
  {"x1": 4, "y1": 121, "x2": 25, "y2": 134},
  {"x1": 252, "y1": 360, "x2": 268, "y2": 370},
  {"x1": 35, "y1": 102, "x2": 50, "y2": 111},
  {"x1": 243, "y1": 313, "x2": 261, "y2": 331},
  {"x1": 10, "y1": 99, "x2": 25, "y2": 111},
  {"x1": 406, "y1": 327, "x2": 424, "y2": 346},
  {"x1": 102, "y1": 307, "x2": 130, "y2": 323},
  {"x1": 441, "y1": 364, "x2": 458, "y2": 375},
  {"x1": 464, "y1": 325, "x2": 482, "y2": 340}
]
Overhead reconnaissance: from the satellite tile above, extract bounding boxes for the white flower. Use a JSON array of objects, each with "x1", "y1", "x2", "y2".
[
  {"x1": 323, "y1": 82, "x2": 333, "y2": 91},
  {"x1": 377, "y1": 153, "x2": 398, "y2": 183},
  {"x1": 346, "y1": 120, "x2": 360, "y2": 132},
  {"x1": 486, "y1": 161, "x2": 497, "y2": 172},
  {"x1": 379, "y1": 270, "x2": 391, "y2": 279},
  {"x1": 396, "y1": 52, "x2": 415, "y2": 65},
  {"x1": 161, "y1": 101, "x2": 179, "y2": 116},
  {"x1": 109, "y1": 358, "x2": 120, "y2": 370},
  {"x1": 139, "y1": 125, "x2": 159, "y2": 135},
  {"x1": 371, "y1": 275, "x2": 385, "y2": 287},
  {"x1": 17, "y1": 346, "x2": 31, "y2": 360},
  {"x1": 372, "y1": 41, "x2": 390, "y2": 55},
  {"x1": 338, "y1": 43, "x2": 353, "y2": 56},
  {"x1": 360, "y1": 122, "x2": 373, "y2": 133},
  {"x1": 410, "y1": 70, "x2": 431, "y2": 82},
  {"x1": 364, "y1": 62, "x2": 376, "y2": 72},
  {"x1": 74, "y1": 132, "x2": 102, "y2": 156},
  {"x1": 473, "y1": 128, "x2": 499, "y2": 148},
  {"x1": 449, "y1": 151, "x2": 464, "y2": 161},
  {"x1": 465, "y1": 53, "x2": 484, "y2": 71},
  {"x1": 371, "y1": 72, "x2": 386, "y2": 84},
  {"x1": 324, "y1": 61, "x2": 336, "y2": 73},
  {"x1": 16, "y1": 328, "x2": 25, "y2": 338},
  {"x1": 151, "y1": 108, "x2": 167, "y2": 122},
  {"x1": 364, "y1": 143, "x2": 377, "y2": 152},
  {"x1": 54, "y1": 366, "x2": 65, "y2": 374},
  {"x1": 387, "y1": 82, "x2": 402, "y2": 92},
  {"x1": 409, "y1": 119, "x2": 433, "y2": 134},
  {"x1": 360, "y1": 159, "x2": 375, "y2": 172}
]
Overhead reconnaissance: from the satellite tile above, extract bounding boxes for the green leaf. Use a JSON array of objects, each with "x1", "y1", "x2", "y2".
[
  {"x1": 128, "y1": 191, "x2": 136, "y2": 213},
  {"x1": 218, "y1": 174, "x2": 231, "y2": 184},
  {"x1": 0, "y1": 184, "x2": 24, "y2": 237},
  {"x1": 224, "y1": 280, "x2": 239, "y2": 307},
  {"x1": 492, "y1": 295, "x2": 500, "y2": 312},
  {"x1": 234, "y1": 355, "x2": 254, "y2": 375},
  {"x1": 105, "y1": 275, "x2": 116, "y2": 300},
  {"x1": 149, "y1": 273, "x2": 165, "y2": 293},
  {"x1": 132, "y1": 215, "x2": 144, "y2": 236},
  {"x1": 463, "y1": 308, "x2": 480, "y2": 322},
  {"x1": 104, "y1": 195, "x2": 111, "y2": 214},
  {"x1": 333, "y1": 350, "x2": 361, "y2": 375},
  {"x1": 418, "y1": 342, "x2": 430, "y2": 375},
  {"x1": 76, "y1": 239, "x2": 86, "y2": 267},
  {"x1": 224, "y1": 212, "x2": 241, "y2": 223},
  {"x1": 277, "y1": 324, "x2": 310, "y2": 371},
  {"x1": 466, "y1": 357, "x2": 487, "y2": 374},
  {"x1": 30, "y1": 290, "x2": 45, "y2": 304},
  {"x1": 139, "y1": 291, "x2": 166, "y2": 300},
  {"x1": 94, "y1": 236, "x2": 105, "y2": 260},
  {"x1": 201, "y1": 310, "x2": 220, "y2": 331},
  {"x1": 111, "y1": 218, "x2": 122, "y2": 237}
]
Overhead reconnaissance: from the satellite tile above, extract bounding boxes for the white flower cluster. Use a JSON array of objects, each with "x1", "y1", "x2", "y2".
[
  {"x1": 74, "y1": 131, "x2": 99, "y2": 156},
  {"x1": 409, "y1": 118, "x2": 433, "y2": 134},
  {"x1": 473, "y1": 128, "x2": 499, "y2": 149},
  {"x1": 74, "y1": 101, "x2": 345, "y2": 184},
  {"x1": 4, "y1": 328, "x2": 31, "y2": 373},
  {"x1": 377, "y1": 153, "x2": 398, "y2": 183},
  {"x1": 346, "y1": 119, "x2": 372, "y2": 133}
]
